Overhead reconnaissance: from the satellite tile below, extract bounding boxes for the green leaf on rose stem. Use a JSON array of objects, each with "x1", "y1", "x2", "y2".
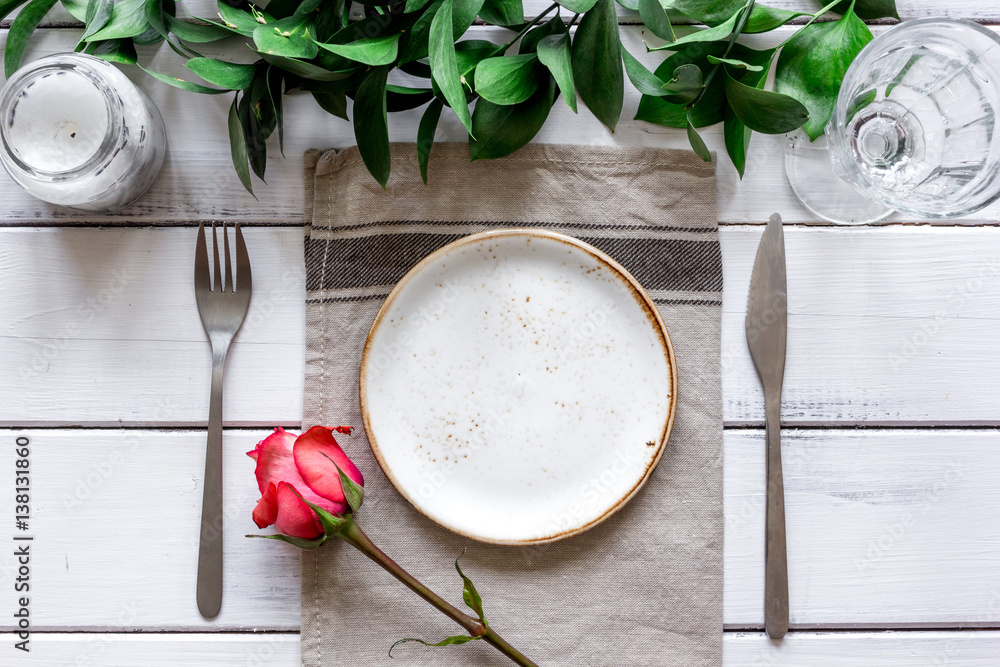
[
  {"x1": 536, "y1": 33, "x2": 576, "y2": 112},
  {"x1": 669, "y1": 0, "x2": 745, "y2": 25},
  {"x1": 744, "y1": 5, "x2": 807, "y2": 33},
  {"x1": 207, "y1": 2, "x2": 275, "y2": 37},
  {"x1": 572, "y1": 0, "x2": 623, "y2": 131},
  {"x1": 267, "y1": 65, "x2": 285, "y2": 156},
  {"x1": 165, "y1": 15, "x2": 231, "y2": 43},
  {"x1": 470, "y1": 74, "x2": 555, "y2": 160},
  {"x1": 519, "y1": 14, "x2": 565, "y2": 55},
  {"x1": 647, "y1": 5, "x2": 745, "y2": 51},
  {"x1": 386, "y1": 85, "x2": 435, "y2": 112},
  {"x1": 622, "y1": 48, "x2": 700, "y2": 103},
  {"x1": 140, "y1": 65, "x2": 230, "y2": 93},
  {"x1": 354, "y1": 66, "x2": 392, "y2": 188},
  {"x1": 298, "y1": 497, "x2": 350, "y2": 535},
  {"x1": 707, "y1": 55, "x2": 762, "y2": 71},
  {"x1": 723, "y1": 70, "x2": 809, "y2": 134},
  {"x1": 61, "y1": 0, "x2": 88, "y2": 22},
  {"x1": 5, "y1": 0, "x2": 58, "y2": 76},
  {"x1": 775, "y1": 5, "x2": 872, "y2": 139},
  {"x1": 830, "y1": 0, "x2": 898, "y2": 20},
  {"x1": 479, "y1": 0, "x2": 522, "y2": 27},
  {"x1": 228, "y1": 94, "x2": 256, "y2": 195},
  {"x1": 247, "y1": 533, "x2": 327, "y2": 549},
  {"x1": 455, "y1": 551, "x2": 487, "y2": 624},
  {"x1": 185, "y1": 58, "x2": 257, "y2": 90},
  {"x1": 418, "y1": 98, "x2": 443, "y2": 184},
  {"x1": 254, "y1": 15, "x2": 319, "y2": 59},
  {"x1": 313, "y1": 33, "x2": 401, "y2": 66},
  {"x1": 89, "y1": 38, "x2": 138, "y2": 64},
  {"x1": 238, "y1": 92, "x2": 267, "y2": 182},
  {"x1": 555, "y1": 0, "x2": 598, "y2": 14},
  {"x1": 722, "y1": 50, "x2": 771, "y2": 178},
  {"x1": 389, "y1": 635, "x2": 480, "y2": 657},
  {"x1": 429, "y1": 0, "x2": 474, "y2": 135},
  {"x1": 320, "y1": 453, "x2": 365, "y2": 512},
  {"x1": 85, "y1": 0, "x2": 150, "y2": 42},
  {"x1": 638, "y1": 0, "x2": 673, "y2": 42},
  {"x1": 474, "y1": 54, "x2": 541, "y2": 105},
  {"x1": 686, "y1": 111, "x2": 712, "y2": 162},
  {"x1": 81, "y1": 0, "x2": 113, "y2": 41},
  {"x1": 312, "y1": 91, "x2": 349, "y2": 120},
  {"x1": 259, "y1": 53, "x2": 357, "y2": 81}
]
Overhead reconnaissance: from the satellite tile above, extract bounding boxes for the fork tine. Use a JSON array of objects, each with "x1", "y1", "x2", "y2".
[
  {"x1": 212, "y1": 223, "x2": 222, "y2": 294},
  {"x1": 223, "y1": 224, "x2": 233, "y2": 293},
  {"x1": 195, "y1": 223, "x2": 210, "y2": 291},
  {"x1": 235, "y1": 224, "x2": 252, "y2": 293}
]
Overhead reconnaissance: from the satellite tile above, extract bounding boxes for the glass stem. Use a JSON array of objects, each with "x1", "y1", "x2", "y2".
[{"x1": 337, "y1": 518, "x2": 539, "y2": 667}]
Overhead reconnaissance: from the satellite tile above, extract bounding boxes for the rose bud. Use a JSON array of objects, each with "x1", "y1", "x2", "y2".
[{"x1": 246, "y1": 426, "x2": 364, "y2": 540}]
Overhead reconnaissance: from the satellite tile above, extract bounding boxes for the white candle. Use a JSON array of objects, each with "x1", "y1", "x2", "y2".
[{"x1": 6, "y1": 69, "x2": 110, "y2": 173}]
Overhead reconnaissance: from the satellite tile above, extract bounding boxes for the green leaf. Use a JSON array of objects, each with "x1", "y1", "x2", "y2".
[
  {"x1": 775, "y1": 5, "x2": 872, "y2": 139},
  {"x1": 669, "y1": 0, "x2": 745, "y2": 25},
  {"x1": 455, "y1": 552, "x2": 487, "y2": 624},
  {"x1": 247, "y1": 533, "x2": 327, "y2": 549},
  {"x1": 686, "y1": 111, "x2": 711, "y2": 162},
  {"x1": 572, "y1": 0, "x2": 622, "y2": 131},
  {"x1": 518, "y1": 14, "x2": 564, "y2": 54},
  {"x1": 81, "y1": 0, "x2": 113, "y2": 40},
  {"x1": 353, "y1": 66, "x2": 392, "y2": 188},
  {"x1": 536, "y1": 33, "x2": 575, "y2": 112},
  {"x1": 264, "y1": 0, "x2": 302, "y2": 18},
  {"x1": 314, "y1": 33, "x2": 400, "y2": 66},
  {"x1": 254, "y1": 15, "x2": 319, "y2": 59},
  {"x1": 209, "y1": 2, "x2": 275, "y2": 37},
  {"x1": 638, "y1": 0, "x2": 673, "y2": 42},
  {"x1": 228, "y1": 94, "x2": 255, "y2": 195},
  {"x1": 331, "y1": 457, "x2": 365, "y2": 513},
  {"x1": 647, "y1": 4, "x2": 744, "y2": 51},
  {"x1": 635, "y1": 42, "x2": 726, "y2": 128},
  {"x1": 140, "y1": 65, "x2": 229, "y2": 93},
  {"x1": 418, "y1": 98, "x2": 443, "y2": 184},
  {"x1": 238, "y1": 91, "x2": 267, "y2": 181},
  {"x1": 455, "y1": 39, "x2": 502, "y2": 89},
  {"x1": 259, "y1": 52, "x2": 356, "y2": 80},
  {"x1": 474, "y1": 54, "x2": 540, "y2": 105},
  {"x1": 830, "y1": 0, "x2": 898, "y2": 20},
  {"x1": 722, "y1": 49, "x2": 771, "y2": 178},
  {"x1": 707, "y1": 55, "x2": 762, "y2": 71},
  {"x1": 312, "y1": 91, "x2": 349, "y2": 119},
  {"x1": 389, "y1": 635, "x2": 480, "y2": 657},
  {"x1": 297, "y1": 495, "x2": 350, "y2": 535},
  {"x1": 744, "y1": 4, "x2": 807, "y2": 33},
  {"x1": 61, "y1": 0, "x2": 88, "y2": 22},
  {"x1": 166, "y1": 15, "x2": 231, "y2": 42},
  {"x1": 452, "y1": 0, "x2": 486, "y2": 38},
  {"x1": 470, "y1": 74, "x2": 555, "y2": 160},
  {"x1": 398, "y1": 0, "x2": 443, "y2": 63},
  {"x1": 622, "y1": 48, "x2": 700, "y2": 103},
  {"x1": 479, "y1": 0, "x2": 522, "y2": 26},
  {"x1": 555, "y1": 0, "x2": 597, "y2": 13},
  {"x1": 267, "y1": 65, "x2": 285, "y2": 155},
  {"x1": 185, "y1": 58, "x2": 257, "y2": 90},
  {"x1": 723, "y1": 70, "x2": 808, "y2": 134},
  {"x1": 85, "y1": 0, "x2": 150, "y2": 41},
  {"x1": 89, "y1": 38, "x2": 138, "y2": 64},
  {"x1": 5, "y1": 0, "x2": 58, "y2": 77},
  {"x1": 386, "y1": 85, "x2": 435, "y2": 112},
  {"x1": 429, "y1": 0, "x2": 474, "y2": 135}
]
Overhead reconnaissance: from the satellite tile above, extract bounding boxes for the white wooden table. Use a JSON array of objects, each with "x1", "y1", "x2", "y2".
[{"x1": 2, "y1": 2, "x2": 999, "y2": 664}]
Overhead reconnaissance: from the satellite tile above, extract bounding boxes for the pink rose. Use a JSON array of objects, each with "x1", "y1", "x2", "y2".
[{"x1": 247, "y1": 426, "x2": 364, "y2": 540}]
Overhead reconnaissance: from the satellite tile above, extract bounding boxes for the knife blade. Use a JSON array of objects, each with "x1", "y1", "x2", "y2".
[{"x1": 745, "y1": 212, "x2": 789, "y2": 639}]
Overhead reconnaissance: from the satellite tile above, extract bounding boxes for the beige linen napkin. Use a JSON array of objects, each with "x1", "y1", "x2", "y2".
[{"x1": 301, "y1": 143, "x2": 722, "y2": 666}]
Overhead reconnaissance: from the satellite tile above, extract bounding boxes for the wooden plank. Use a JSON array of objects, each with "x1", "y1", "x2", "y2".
[
  {"x1": 0, "y1": 428, "x2": 996, "y2": 630},
  {"x1": 0, "y1": 227, "x2": 304, "y2": 426},
  {"x1": 2, "y1": 631, "x2": 999, "y2": 665},
  {"x1": 2, "y1": 26, "x2": 1000, "y2": 224}
]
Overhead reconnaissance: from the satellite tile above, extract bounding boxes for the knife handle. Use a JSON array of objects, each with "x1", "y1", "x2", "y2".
[{"x1": 764, "y1": 398, "x2": 788, "y2": 639}]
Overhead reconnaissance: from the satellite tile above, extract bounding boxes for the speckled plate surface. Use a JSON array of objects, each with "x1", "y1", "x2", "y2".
[{"x1": 359, "y1": 230, "x2": 677, "y2": 545}]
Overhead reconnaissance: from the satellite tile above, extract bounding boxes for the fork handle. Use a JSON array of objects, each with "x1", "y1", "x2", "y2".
[
  {"x1": 197, "y1": 354, "x2": 226, "y2": 618},
  {"x1": 764, "y1": 397, "x2": 789, "y2": 639}
]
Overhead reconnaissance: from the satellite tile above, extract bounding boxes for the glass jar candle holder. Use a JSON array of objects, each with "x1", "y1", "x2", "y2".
[{"x1": 0, "y1": 53, "x2": 167, "y2": 212}]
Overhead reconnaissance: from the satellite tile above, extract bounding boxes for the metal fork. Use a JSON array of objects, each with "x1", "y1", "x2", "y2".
[{"x1": 194, "y1": 223, "x2": 252, "y2": 618}]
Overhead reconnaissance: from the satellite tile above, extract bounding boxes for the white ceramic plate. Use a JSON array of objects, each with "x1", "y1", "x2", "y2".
[{"x1": 360, "y1": 230, "x2": 677, "y2": 545}]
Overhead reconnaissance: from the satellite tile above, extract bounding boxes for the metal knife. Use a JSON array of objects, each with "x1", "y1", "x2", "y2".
[{"x1": 745, "y1": 212, "x2": 789, "y2": 639}]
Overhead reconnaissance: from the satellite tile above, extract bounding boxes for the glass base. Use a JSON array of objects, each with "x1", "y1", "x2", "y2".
[{"x1": 784, "y1": 130, "x2": 894, "y2": 225}]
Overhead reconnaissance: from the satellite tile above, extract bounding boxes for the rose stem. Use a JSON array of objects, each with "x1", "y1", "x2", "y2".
[{"x1": 337, "y1": 517, "x2": 538, "y2": 667}]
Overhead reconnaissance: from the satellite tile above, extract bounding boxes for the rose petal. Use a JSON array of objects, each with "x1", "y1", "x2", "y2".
[
  {"x1": 248, "y1": 427, "x2": 348, "y2": 517},
  {"x1": 293, "y1": 426, "x2": 364, "y2": 505},
  {"x1": 251, "y1": 482, "x2": 279, "y2": 529},
  {"x1": 274, "y1": 481, "x2": 323, "y2": 539}
]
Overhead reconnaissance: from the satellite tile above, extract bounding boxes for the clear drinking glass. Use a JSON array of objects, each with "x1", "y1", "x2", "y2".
[
  {"x1": 0, "y1": 53, "x2": 166, "y2": 212},
  {"x1": 785, "y1": 18, "x2": 1000, "y2": 223}
]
